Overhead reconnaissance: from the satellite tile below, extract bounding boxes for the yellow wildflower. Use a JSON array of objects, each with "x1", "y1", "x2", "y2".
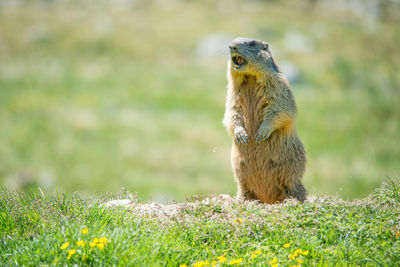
[
  {"x1": 68, "y1": 249, "x2": 76, "y2": 255},
  {"x1": 396, "y1": 231, "x2": 400, "y2": 238},
  {"x1": 76, "y1": 240, "x2": 85, "y2": 247},
  {"x1": 93, "y1": 238, "x2": 100, "y2": 243},
  {"x1": 228, "y1": 258, "x2": 243, "y2": 265},
  {"x1": 100, "y1": 237, "x2": 109, "y2": 244},
  {"x1": 60, "y1": 242, "x2": 69, "y2": 250},
  {"x1": 217, "y1": 256, "x2": 227, "y2": 263},
  {"x1": 288, "y1": 254, "x2": 295, "y2": 260},
  {"x1": 67, "y1": 249, "x2": 76, "y2": 260},
  {"x1": 298, "y1": 259, "x2": 304, "y2": 264},
  {"x1": 268, "y1": 257, "x2": 278, "y2": 264},
  {"x1": 233, "y1": 218, "x2": 243, "y2": 224},
  {"x1": 81, "y1": 228, "x2": 89, "y2": 234},
  {"x1": 251, "y1": 254, "x2": 257, "y2": 258},
  {"x1": 254, "y1": 250, "x2": 261, "y2": 255},
  {"x1": 292, "y1": 248, "x2": 302, "y2": 257},
  {"x1": 97, "y1": 242, "x2": 105, "y2": 250},
  {"x1": 211, "y1": 260, "x2": 218, "y2": 267},
  {"x1": 289, "y1": 265, "x2": 300, "y2": 267},
  {"x1": 193, "y1": 261, "x2": 209, "y2": 267},
  {"x1": 272, "y1": 264, "x2": 278, "y2": 267},
  {"x1": 89, "y1": 241, "x2": 97, "y2": 247},
  {"x1": 302, "y1": 250, "x2": 309, "y2": 255},
  {"x1": 179, "y1": 264, "x2": 188, "y2": 267},
  {"x1": 283, "y1": 243, "x2": 290, "y2": 248}
]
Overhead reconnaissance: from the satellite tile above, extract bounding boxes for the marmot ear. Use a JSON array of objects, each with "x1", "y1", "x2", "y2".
[{"x1": 263, "y1": 43, "x2": 269, "y2": 51}]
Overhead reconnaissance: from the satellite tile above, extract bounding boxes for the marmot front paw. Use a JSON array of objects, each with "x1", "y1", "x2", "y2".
[
  {"x1": 255, "y1": 124, "x2": 272, "y2": 143},
  {"x1": 234, "y1": 127, "x2": 248, "y2": 144}
]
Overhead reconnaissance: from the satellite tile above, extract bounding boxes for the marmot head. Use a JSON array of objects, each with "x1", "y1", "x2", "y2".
[{"x1": 228, "y1": 37, "x2": 280, "y2": 78}]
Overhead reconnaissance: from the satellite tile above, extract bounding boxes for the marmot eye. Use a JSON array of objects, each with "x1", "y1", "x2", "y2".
[{"x1": 249, "y1": 40, "x2": 256, "y2": 46}]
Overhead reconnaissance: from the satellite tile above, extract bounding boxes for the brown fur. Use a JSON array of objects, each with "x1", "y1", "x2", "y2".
[{"x1": 223, "y1": 38, "x2": 306, "y2": 204}]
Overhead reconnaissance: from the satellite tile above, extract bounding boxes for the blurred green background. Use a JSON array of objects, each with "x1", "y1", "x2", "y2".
[{"x1": 1, "y1": 0, "x2": 399, "y2": 202}]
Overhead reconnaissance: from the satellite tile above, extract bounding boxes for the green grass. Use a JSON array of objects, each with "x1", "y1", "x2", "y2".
[{"x1": 1, "y1": 179, "x2": 400, "y2": 266}]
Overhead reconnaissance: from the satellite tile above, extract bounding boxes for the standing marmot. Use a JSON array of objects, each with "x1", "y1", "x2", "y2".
[{"x1": 223, "y1": 37, "x2": 306, "y2": 204}]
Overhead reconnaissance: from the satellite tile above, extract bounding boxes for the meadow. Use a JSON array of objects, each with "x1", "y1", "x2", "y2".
[
  {"x1": 1, "y1": 179, "x2": 400, "y2": 265},
  {"x1": 0, "y1": 0, "x2": 399, "y2": 202}
]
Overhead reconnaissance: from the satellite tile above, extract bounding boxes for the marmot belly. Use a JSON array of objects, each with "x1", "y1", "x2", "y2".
[{"x1": 231, "y1": 133, "x2": 305, "y2": 203}]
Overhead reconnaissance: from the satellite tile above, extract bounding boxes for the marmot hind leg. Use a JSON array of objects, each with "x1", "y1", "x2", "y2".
[
  {"x1": 286, "y1": 182, "x2": 307, "y2": 202},
  {"x1": 236, "y1": 184, "x2": 258, "y2": 202}
]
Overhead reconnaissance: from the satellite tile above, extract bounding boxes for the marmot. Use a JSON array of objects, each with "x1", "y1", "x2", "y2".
[{"x1": 223, "y1": 37, "x2": 306, "y2": 204}]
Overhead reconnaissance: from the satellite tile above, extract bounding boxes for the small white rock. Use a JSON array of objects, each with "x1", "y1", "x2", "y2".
[{"x1": 104, "y1": 199, "x2": 133, "y2": 207}]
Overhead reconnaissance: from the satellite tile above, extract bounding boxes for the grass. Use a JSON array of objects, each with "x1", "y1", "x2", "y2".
[{"x1": 1, "y1": 179, "x2": 400, "y2": 266}]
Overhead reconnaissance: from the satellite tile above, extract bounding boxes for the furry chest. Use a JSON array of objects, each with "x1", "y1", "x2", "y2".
[{"x1": 237, "y1": 90, "x2": 268, "y2": 137}]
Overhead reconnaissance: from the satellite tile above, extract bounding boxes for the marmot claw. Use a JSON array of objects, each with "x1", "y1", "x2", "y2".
[
  {"x1": 234, "y1": 127, "x2": 248, "y2": 144},
  {"x1": 255, "y1": 125, "x2": 272, "y2": 143}
]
